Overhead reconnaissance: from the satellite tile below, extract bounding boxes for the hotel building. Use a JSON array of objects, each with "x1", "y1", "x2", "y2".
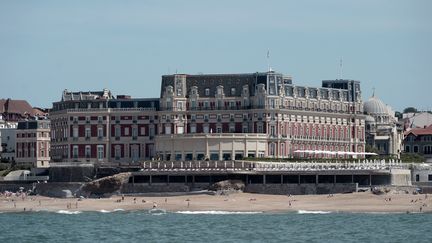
[{"x1": 50, "y1": 71, "x2": 366, "y2": 163}]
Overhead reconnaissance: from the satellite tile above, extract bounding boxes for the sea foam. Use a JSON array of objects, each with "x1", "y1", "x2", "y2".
[
  {"x1": 99, "y1": 210, "x2": 111, "y2": 213},
  {"x1": 297, "y1": 210, "x2": 331, "y2": 214},
  {"x1": 176, "y1": 211, "x2": 262, "y2": 215},
  {"x1": 56, "y1": 210, "x2": 81, "y2": 215}
]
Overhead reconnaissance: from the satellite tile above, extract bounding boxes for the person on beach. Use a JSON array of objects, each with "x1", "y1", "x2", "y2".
[
  {"x1": 134, "y1": 198, "x2": 137, "y2": 204},
  {"x1": 153, "y1": 202, "x2": 157, "y2": 208}
]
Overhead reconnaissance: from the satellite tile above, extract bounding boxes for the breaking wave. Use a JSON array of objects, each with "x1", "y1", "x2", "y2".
[
  {"x1": 297, "y1": 210, "x2": 332, "y2": 214},
  {"x1": 56, "y1": 210, "x2": 81, "y2": 215},
  {"x1": 176, "y1": 211, "x2": 262, "y2": 215}
]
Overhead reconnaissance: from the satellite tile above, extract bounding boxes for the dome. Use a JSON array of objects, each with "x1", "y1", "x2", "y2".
[{"x1": 363, "y1": 96, "x2": 389, "y2": 115}]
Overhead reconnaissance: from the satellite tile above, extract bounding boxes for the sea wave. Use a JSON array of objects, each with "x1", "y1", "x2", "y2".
[
  {"x1": 297, "y1": 210, "x2": 331, "y2": 214},
  {"x1": 56, "y1": 210, "x2": 81, "y2": 215},
  {"x1": 99, "y1": 210, "x2": 111, "y2": 213},
  {"x1": 176, "y1": 211, "x2": 262, "y2": 215},
  {"x1": 113, "y1": 208, "x2": 125, "y2": 212}
]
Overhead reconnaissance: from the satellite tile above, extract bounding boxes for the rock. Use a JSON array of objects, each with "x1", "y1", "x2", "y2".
[
  {"x1": 62, "y1": 190, "x2": 73, "y2": 198},
  {"x1": 76, "y1": 172, "x2": 131, "y2": 197},
  {"x1": 372, "y1": 187, "x2": 385, "y2": 195},
  {"x1": 209, "y1": 180, "x2": 245, "y2": 192}
]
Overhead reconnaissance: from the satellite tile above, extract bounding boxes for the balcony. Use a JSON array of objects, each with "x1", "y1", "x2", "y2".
[
  {"x1": 115, "y1": 136, "x2": 120, "y2": 141},
  {"x1": 85, "y1": 137, "x2": 90, "y2": 141},
  {"x1": 132, "y1": 136, "x2": 137, "y2": 140}
]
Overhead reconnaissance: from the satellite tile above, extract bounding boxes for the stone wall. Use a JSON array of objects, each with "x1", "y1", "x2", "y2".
[
  {"x1": 244, "y1": 183, "x2": 358, "y2": 195},
  {"x1": 34, "y1": 182, "x2": 84, "y2": 198}
]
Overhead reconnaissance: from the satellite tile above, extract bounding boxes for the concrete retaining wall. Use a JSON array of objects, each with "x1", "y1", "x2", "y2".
[
  {"x1": 244, "y1": 183, "x2": 358, "y2": 195},
  {"x1": 121, "y1": 183, "x2": 190, "y2": 194},
  {"x1": 49, "y1": 166, "x2": 95, "y2": 182},
  {"x1": 390, "y1": 169, "x2": 412, "y2": 186},
  {"x1": 0, "y1": 183, "x2": 34, "y2": 192}
]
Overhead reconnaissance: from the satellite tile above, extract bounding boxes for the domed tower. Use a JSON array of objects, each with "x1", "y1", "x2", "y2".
[{"x1": 363, "y1": 92, "x2": 401, "y2": 158}]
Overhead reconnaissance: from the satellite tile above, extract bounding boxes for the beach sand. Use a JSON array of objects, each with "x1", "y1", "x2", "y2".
[{"x1": 1, "y1": 192, "x2": 431, "y2": 214}]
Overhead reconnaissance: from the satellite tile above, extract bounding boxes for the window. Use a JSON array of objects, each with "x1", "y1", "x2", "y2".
[
  {"x1": 85, "y1": 145, "x2": 91, "y2": 158},
  {"x1": 73, "y1": 127, "x2": 78, "y2": 138},
  {"x1": 231, "y1": 88, "x2": 236, "y2": 95},
  {"x1": 97, "y1": 145, "x2": 104, "y2": 160},
  {"x1": 132, "y1": 127, "x2": 138, "y2": 137},
  {"x1": 85, "y1": 127, "x2": 91, "y2": 138},
  {"x1": 177, "y1": 126, "x2": 184, "y2": 134},
  {"x1": 190, "y1": 125, "x2": 196, "y2": 133},
  {"x1": 165, "y1": 125, "x2": 171, "y2": 135},
  {"x1": 131, "y1": 146, "x2": 139, "y2": 161},
  {"x1": 269, "y1": 143, "x2": 276, "y2": 156},
  {"x1": 414, "y1": 146, "x2": 419, "y2": 153},
  {"x1": 257, "y1": 124, "x2": 263, "y2": 133},
  {"x1": 98, "y1": 127, "x2": 103, "y2": 138},
  {"x1": 205, "y1": 88, "x2": 210, "y2": 96},
  {"x1": 115, "y1": 146, "x2": 121, "y2": 160},
  {"x1": 405, "y1": 146, "x2": 410, "y2": 153},
  {"x1": 216, "y1": 127, "x2": 222, "y2": 133},
  {"x1": 243, "y1": 126, "x2": 248, "y2": 133},
  {"x1": 270, "y1": 126, "x2": 276, "y2": 137},
  {"x1": 73, "y1": 146, "x2": 78, "y2": 158},
  {"x1": 140, "y1": 127, "x2": 145, "y2": 136},
  {"x1": 115, "y1": 126, "x2": 120, "y2": 137},
  {"x1": 177, "y1": 101, "x2": 183, "y2": 110},
  {"x1": 124, "y1": 127, "x2": 129, "y2": 136}
]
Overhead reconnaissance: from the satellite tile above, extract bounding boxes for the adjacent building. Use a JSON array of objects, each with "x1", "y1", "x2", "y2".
[
  {"x1": 50, "y1": 89, "x2": 159, "y2": 163},
  {"x1": 15, "y1": 119, "x2": 51, "y2": 168},
  {"x1": 0, "y1": 128, "x2": 16, "y2": 162},
  {"x1": 404, "y1": 125, "x2": 432, "y2": 163},
  {"x1": 363, "y1": 94, "x2": 403, "y2": 157}
]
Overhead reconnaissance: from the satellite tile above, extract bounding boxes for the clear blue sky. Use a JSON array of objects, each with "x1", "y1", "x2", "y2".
[{"x1": 1, "y1": 0, "x2": 431, "y2": 111}]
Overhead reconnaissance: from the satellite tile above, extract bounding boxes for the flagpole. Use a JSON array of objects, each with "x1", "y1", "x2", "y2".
[{"x1": 267, "y1": 50, "x2": 270, "y2": 72}]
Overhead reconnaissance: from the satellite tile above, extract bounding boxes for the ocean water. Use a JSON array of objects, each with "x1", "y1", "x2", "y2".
[{"x1": 0, "y1": 210, "x2": 431, "y2": 243}]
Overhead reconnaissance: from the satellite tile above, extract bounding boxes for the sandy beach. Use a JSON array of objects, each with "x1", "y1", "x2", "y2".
[{"x1": 0, "y1": 192, "x2": 430, "y2": 214}]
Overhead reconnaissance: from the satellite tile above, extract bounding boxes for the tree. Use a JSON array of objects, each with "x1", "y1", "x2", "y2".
[
  {"x1": 395, "y1": 111, "x2": 402, "y2": 120},
  {"x1": 403, "y1": 107, "x2": 417, "y2": 113}
]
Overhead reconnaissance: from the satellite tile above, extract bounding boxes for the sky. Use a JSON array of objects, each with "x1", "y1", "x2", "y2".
[{"x1": 0, "y1": 0, "x2": 431, "y2": 111}]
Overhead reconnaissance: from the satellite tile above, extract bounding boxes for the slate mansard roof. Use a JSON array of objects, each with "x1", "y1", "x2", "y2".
[{"x1": 160, "y1": 72, "x2": 292, "y2": 98}]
